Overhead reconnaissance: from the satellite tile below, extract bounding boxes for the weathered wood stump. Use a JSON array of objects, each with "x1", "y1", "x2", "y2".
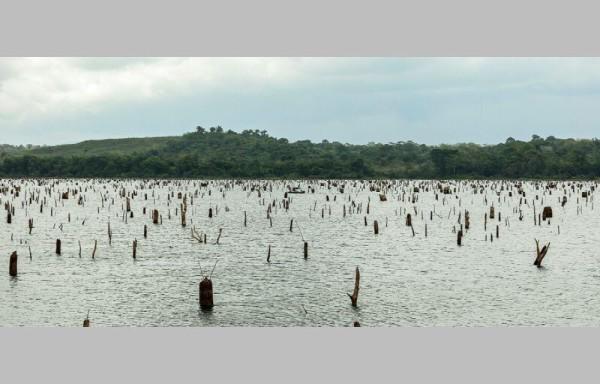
[
  {"x1": 542, "y1": 206, "x2": 553, "y2": 220},
  {"x1": 373, "y1": 220, "x2": 379, "y2": 235},
  {"x1": 56, "y1": 239, "x2": 61, "y2": 255},
  {"x1": 534, "y1": 239, "x2": 550, "y2": 267},
  {"x1": 9, "y1": 251, "x2": 17, "y2": 277},
  {"x1": 347, "y1": 267, "x2": 360, "y2": 307},
  {"x1": 199, "y1": 277, "x2": 214, "y2": 309},
  {"x1": 152, "y1": 209, "x2": 159, "y2": 224}
]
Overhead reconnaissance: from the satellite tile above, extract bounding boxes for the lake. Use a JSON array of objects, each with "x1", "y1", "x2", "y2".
[{"x1": 0, "y1": 179, "x2": 598, "y2": 326}]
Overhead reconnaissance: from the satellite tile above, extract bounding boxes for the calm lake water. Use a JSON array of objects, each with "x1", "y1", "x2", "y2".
[{"x1": 0, "y1": 179, "x2": 598, "y2": 326}]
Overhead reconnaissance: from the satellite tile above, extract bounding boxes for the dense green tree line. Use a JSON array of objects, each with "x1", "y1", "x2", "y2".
[{"x1": 0, "y1": 129, "x2": 599, "y2": 179}]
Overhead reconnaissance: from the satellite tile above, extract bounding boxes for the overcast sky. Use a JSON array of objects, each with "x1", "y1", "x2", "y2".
[{"x1": 1, "y1": 57, "x2": 599, "y2": 145}]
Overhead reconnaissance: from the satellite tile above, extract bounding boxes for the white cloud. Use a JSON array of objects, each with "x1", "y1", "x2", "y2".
[
  {"x1": 0, "y1": 57, "x2": 328, "y2": 123},
  {"x1": 2, "y1": 57, "x2": 600, "y2": 145}
]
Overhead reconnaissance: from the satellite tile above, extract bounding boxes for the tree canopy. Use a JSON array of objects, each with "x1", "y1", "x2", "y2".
[{"x1": 1, "y1": 129, "x2": 599, "y2": 179}]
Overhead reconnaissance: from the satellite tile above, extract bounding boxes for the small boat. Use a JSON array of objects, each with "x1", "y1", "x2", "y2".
[{"x1": 287, "y1": 187, "x2": 306, "y2": 194}]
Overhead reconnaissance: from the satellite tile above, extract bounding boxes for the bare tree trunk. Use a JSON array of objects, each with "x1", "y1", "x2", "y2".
[{"x1": 347, "y1": 267, "x2": 360, "y2": 307}]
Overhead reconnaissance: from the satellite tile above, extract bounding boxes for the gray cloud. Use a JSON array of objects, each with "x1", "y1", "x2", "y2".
[{"x1": 1, "y1": 57, "x2": 600, "y2": 145}]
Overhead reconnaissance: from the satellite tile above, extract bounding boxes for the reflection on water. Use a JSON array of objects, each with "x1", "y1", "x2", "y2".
[{"x1": 0, "y1": 179, "x2": 598, "y2": 326}]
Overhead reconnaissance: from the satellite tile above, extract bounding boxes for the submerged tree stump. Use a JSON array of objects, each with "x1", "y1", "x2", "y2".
[
  {"x1": 457, "y1": 230, "x2": 463, "y2": 246},
  {"x1": 347, "y1": 267, "x2": 360, "y2": 307},
  {"x1": 199, "y1": 277, "x2": 214, "y2": 309},
  {"x1": 9, "y1": 251, "x2": 17, "y2": 277},
  {"x1": 152, "y1": 209, "x2": 159, "y2": 224},
  {"x1": 56, "y1": 239, "x2": 61, "y2": 255},
  {"x1": 181, "y1": 204, "x2": 186, "y2": 227},
  {"x1": 534, "y1": 239, "x2": 550, "y2": 267},
  {"x1": 304, "y1": 241, "x2": 308, "y2": 259},
  {"x1": 373, "y1": 220, "x2": 379, "y2": 235},
  {"x1": 542, "y1": 206, "x2": 553, "y2": 221}
]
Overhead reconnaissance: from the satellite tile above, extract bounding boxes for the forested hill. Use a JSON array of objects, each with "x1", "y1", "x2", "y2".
[{"x1": 1, "y1": 127, "x2": 599, "y2": 179}]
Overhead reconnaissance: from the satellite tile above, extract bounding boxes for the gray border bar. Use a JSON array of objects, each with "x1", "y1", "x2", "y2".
[
  {"x1": 1, "y1": 327, "x2": 599, "y2": 383},
  {"x1": 1, "y1": 0, "x2": 600, "y2": 56}
]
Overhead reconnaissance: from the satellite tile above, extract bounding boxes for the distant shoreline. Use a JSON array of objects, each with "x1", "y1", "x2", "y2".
[{"x1": 1, "y1": 129, "x2": 599, "y2": 179}]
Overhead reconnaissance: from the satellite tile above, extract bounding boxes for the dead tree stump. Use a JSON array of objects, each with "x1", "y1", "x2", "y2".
[
  {"x1": 92, "y1": 240, "x2": 97, "y2": 259},
  {"x1": 534, "y1": 239, "x2": 550, "y2": 267},
  {"x1": 9, "y1": 251, "x2": 17, "y2": 277},
  {"x1": 373, "y1": 220, "x2": 379, "y2": 235},
  {"x1": 347, "y1": 267, "x2": 360, "y2": 307},
  {"x1": 542, "y1": 206, "x2": 553, "y2": 221},
  {"x1": 56, "y1": 239, "x2": 61, "y2": 255},
  {"x1": 199, "y1": 277, "x2": 214, "y2": 309}
]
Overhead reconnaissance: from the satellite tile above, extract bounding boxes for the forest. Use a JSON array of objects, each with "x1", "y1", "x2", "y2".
[{"x1": 0, "y1": 127, "x2": 599, "y2": 179}]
